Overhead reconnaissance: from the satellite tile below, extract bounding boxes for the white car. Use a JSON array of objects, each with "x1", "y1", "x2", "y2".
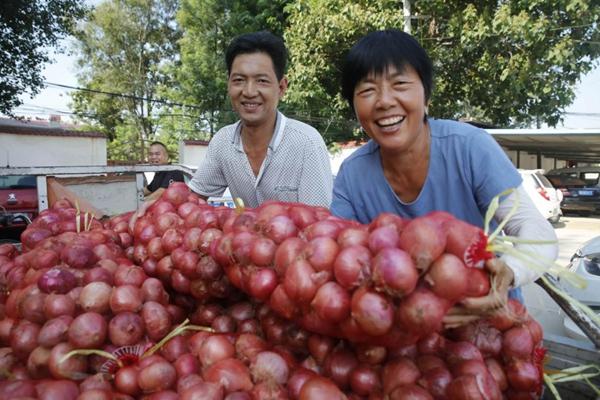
[
  {"x1": 518, "y1": 169, "x2": 563, "y2": 224},
  {"x1": 561, "y1": 235, "x2": 600, "y2": 341}
]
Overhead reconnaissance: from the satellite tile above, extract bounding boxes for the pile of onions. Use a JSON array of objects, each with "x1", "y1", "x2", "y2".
[
  {"x1": 207, "y1": 200, "x2": 490, "y2": 348},
  {"x1": 0, "y1": 184, "x2": 546, "y2": 399}
]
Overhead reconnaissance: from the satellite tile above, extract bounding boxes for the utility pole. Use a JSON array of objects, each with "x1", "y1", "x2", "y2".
[{"x1": 403, "y1": 0, "x2": 411, "y2": 34}]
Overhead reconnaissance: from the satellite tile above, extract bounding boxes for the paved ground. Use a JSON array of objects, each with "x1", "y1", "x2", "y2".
[{"x1": 553, "y1": 214, "x2": 599, "y2": 267}]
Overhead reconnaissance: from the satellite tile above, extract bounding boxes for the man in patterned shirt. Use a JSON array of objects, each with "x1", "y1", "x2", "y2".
[{"x1": 188, "y1": 31, "x2": 333, "y2": 208}]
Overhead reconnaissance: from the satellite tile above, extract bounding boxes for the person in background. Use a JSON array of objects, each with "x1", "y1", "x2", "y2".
[
  {"x1": 330, "y1": 29, "x2": 558, "y2": 326},
  {"x1": 188, "y1": 31, "x2": 333, "y2": 208},
  {"x1": 144, "y1": 141, "x2": 185, "y2": 198}
]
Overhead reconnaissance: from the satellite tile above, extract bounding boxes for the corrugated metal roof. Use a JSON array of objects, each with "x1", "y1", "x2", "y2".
[
  {"x1": 0, "y1": 118, "x2": 105, "y2": 138},
  {"x1": 487, "y1": 128, "x2": 600, "y2": 164}
]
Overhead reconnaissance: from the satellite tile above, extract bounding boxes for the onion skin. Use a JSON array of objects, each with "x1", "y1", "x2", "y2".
[
  {"x1": 382, "y1": 357, "x2": 421, "y2": 395},
  {"x1": 27, "y1": 345, "x2": 52, "y2": 379},
  {"x1": 68, "y1": 312, "x2": 107, "y2": 348},
  {"x1": 179, "y1": 380, "x2": 224, "y2": 400},
  {"x1": 141, "y1": 301, "x2": 172, "y2": 342},
  {"x1": 9, "y1": 319, "x2": 41, "y2": 359},
  {"x1": 424, "y1": 253, "x2": 469, "y2": 300},
  {"x1": 138, "y1": 360, "x2": 177, "y2": 393},
  {"x1": 351, "y1": 288, "x2": 394, "y2": 336},
  {"x1": 502, "y1": 325, "x2": 534, "y2": 361},
  {"x1": 389, "y1": 384, "x2": 434, "y2": 400},
  {"x1": 505, "y1": 359, "x2": 541, "y2": 392},
  {"x1": 36, "y1": 379, "x2": 80, "y2": 400},
  {"x1": 38, "y1": 315, "x2": 73, "y2": 348},
  {"x1": 398, "y1": 216, "x2": 447, "y2": 271},
  {"x1": 311, "y1": 281, "x2": 351, "y2": 323},
  {"x1": 38, "y1": 268, "x2": 77, "y2": 294},
  {"x1": 251, "y1": 350, "x2": 289, "y2": 385},
  {"x1": 0, "y1": 379, "x2": 37, "y2": 398},
  {"x1": 108, "y1": 312, "x2": 145, "y2": 346},
  {"x1": 395, "y1": 288, "x2": 450, "y2": 336},
  {"x1": 349, "y1": 365, "x2": 381, "y2": 396},
  {"x1": 333, "y1": 245, "x2": 371, "y2": 289},
  {"x1": 79, "y1": 282, "x2": 112, "y2": 314},
  {"x1": 372, "y1": 248, "x2": 418, "y2": 297},
  {"x1": 115, "y1": 365, "x2": 141, "y2": 396},
  {"x1": 299, "y1": 376, "x2": 347, "y2": 400},
  {"x1": 48, "y1": 342, "x2": 88, "y2": 380},
  {"x1": 202, "y1": 357, "x2": 253, "y2": 393}
]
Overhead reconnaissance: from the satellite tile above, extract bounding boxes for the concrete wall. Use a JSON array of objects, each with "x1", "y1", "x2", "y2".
[
  {"x1": 0, "y1": 134, "x2": 107, "y2": 167},
  {"x1": 179, "y1": 141, "x2": 208, "y2": 168},
  {"x1": 504, "y1": 149, "x2": 567, "y2": 172}
]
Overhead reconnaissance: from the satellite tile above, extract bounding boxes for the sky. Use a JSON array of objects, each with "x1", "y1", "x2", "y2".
[{"x1": 12, "y1": 39, "x2": 600, "y2": 129}]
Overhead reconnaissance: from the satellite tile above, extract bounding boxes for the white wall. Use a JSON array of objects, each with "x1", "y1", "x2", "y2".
[
  {"x1": 179, "y1": 141, "x2": 208, "y2": 168},
  {"x1": 0, "y1": 134, "x2": 106, "y2": 167},
  {"x1": 503, "y1": 149, "x2": 567, "y2": 171}
]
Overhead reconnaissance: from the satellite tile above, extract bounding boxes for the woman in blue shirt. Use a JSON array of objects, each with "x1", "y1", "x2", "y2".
[{"x1": 331, "y1": 29, "x2": 558, "y2": 327}]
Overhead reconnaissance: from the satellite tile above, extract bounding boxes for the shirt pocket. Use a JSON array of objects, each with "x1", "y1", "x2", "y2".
[{"x1": 273, "y1": 185, "x2": 299, "y2": 202}]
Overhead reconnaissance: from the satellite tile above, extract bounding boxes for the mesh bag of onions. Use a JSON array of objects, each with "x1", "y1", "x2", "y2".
[{"x1": 0, "y1": 182, "x2": 548, "y2": 399}]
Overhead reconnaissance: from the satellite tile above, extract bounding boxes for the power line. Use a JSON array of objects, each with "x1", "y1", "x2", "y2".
[{"x1": 44, "y1": 82, "x2": 204, "y2": 110}]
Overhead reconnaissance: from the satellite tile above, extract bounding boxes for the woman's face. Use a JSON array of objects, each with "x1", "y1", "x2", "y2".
[{"x1": 353, "y1": 64, "x2": 428, "y2": 153}]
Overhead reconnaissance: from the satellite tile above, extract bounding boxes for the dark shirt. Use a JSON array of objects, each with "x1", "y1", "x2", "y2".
[{"x1": 147, "y1": 170, "x2": 185, "y2": 192}]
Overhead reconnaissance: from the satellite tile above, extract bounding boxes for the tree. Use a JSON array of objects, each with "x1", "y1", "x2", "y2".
[
  {"x1": 72, "y1": 0, "x2": 181, "y2": 161},
  {"x1": 0, "y1": 0, "x2": 85, "y2": 115},
  {"x1": 284, "y1": 0, "x2": 600, "y2": 143},
  {"x1": 174, "y1": 0, "x2": 291, "y2": 137}
]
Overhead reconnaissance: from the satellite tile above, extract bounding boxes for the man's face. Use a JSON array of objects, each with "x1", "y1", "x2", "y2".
[
  {"x1": 227, "y1": 52, "x2": 287, "y2": 128},
  {"x1": 148, "y1": 144, "x2": 168, "y2": 164}
]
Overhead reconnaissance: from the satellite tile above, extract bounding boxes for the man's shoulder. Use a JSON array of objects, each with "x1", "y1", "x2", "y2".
[
  {"x1": 285, "y1": 117, "x2": 322, "y2": 138},
  {"x1": 213, "y1": 122, "x2": 239, "y2": 139}
]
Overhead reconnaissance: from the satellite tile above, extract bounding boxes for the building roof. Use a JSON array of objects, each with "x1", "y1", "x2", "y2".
[
  {"x1": 487, "y1": 128, "x2": 600, "y2": 164},
  {"x1": 183, "y1": 139, "x2": 210, "y2": 146},
  {"x1": 0, "y1": 118, "x2": 105, "y2": 138}
]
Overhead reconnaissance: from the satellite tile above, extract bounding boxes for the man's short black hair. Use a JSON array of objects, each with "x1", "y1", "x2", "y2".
[
  {"x1": 150, "y1": 141, "x2": 168, "y2": 151},
  {"x1": 225, "y1": 31, "x2": 288, "y2": 81},
  {"x1": 341, "y1": 29, "x2": 433, "y2": 110}
]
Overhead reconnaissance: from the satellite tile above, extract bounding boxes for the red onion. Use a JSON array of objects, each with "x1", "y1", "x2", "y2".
[
  {"x1": 333, "y1": 245, "x2": 371, "y2": 289},
  {"x1": 351, "y1": 287, "x2": 394, "y2": 336},
  {"x1": 250, "y1": 350, "x2": 289, "y2": 384},
  {"x1": 38, "y1": 267, "x2": 77, "y2": 294},
  {"x1": 68, "y1": 312, "x2": 107, "y2": 348},
  {"x1": 298, "y1": 376, "x2": 347, "y2": 399},
  {"x1": 202, "y1": 358, "x2": 253, "y2": 393}
]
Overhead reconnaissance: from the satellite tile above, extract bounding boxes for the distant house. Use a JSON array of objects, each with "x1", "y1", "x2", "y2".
[
  {"x1": 179, "y1": 139, "x2": 210, "y2": 168},
  {"x1": 0, "y1": 117, "x2": 107, "y2": 167}
]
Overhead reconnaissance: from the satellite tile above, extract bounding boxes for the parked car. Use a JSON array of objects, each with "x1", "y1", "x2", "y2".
[
  {"x1": 518, "y1": 169, "x2": 562, "y2": 224},
  {"x1": 0, "y1": 175, "x2": 37, "y2": 242},
  {"x1": 561, "y1": 235, "x2": 600, "y2": 341},
  {"x1": 546, "y1": 166, "x2": 600, "y2": 216}
]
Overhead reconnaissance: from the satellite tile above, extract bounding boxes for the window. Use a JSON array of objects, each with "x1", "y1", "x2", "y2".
[{"x1": 0, "y1": 175, "x2": 36, "y2": 189}]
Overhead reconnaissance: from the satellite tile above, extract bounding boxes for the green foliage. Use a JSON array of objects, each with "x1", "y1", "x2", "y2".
[
  {"x1": 72, "y1": 0, "x2": 181, "y2": 161},
  {"x1": 0, "y1": 0, "x2": 85, "y2": 115},
  {"x1": 284, "y1": 0, "x2": 600, "y2": 139}
]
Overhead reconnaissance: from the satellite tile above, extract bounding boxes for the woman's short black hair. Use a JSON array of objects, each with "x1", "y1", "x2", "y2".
[
  {"x1": 225, "y1": 31, "x2": 288, "y2": 81},
  {"x1": 341, "y1": 29, "x2": 433, "y2": 109}
]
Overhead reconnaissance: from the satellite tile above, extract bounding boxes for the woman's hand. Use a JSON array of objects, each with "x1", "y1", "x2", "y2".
[{"x1": 443, "y1": 258, "x2": 515, "y2": 329}]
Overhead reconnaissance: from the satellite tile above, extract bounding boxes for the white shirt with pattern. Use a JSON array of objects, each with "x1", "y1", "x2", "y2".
[{"x1": 189, "y1": 111, "x2": 333, "y2": 208}]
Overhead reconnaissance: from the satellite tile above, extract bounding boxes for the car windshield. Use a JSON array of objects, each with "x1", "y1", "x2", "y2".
[
  {"x1": 0, "y1": 175, "x2": 36, "y2": 189},
  {"x1": 535, "y1": 172, "x2": 554, "y2": 189}
]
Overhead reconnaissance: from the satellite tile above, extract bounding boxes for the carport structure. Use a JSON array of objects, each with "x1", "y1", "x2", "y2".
[{"x1": 486, "y1": 128, "x2": 600, "y2": 168}]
